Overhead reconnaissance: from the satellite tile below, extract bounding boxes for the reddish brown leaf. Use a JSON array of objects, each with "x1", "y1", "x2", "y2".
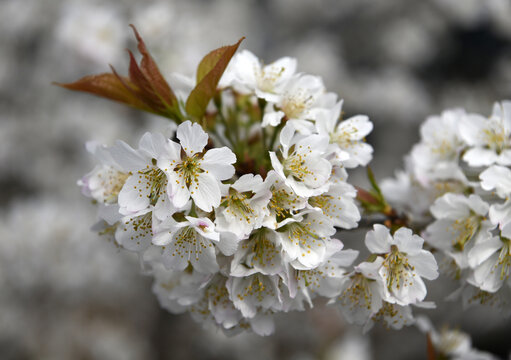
[
  {"x1": 127, "y1": 50, "x2": 164, "y2": 111},
  {"x1": 355, "y1": 186, "x2": 380, "y2": 205},
  {"x1": 129, "y1": 24, "x2": 178, "y2": 107},
  {"x1": 56, "y1": 25, "x2": 181, "y2": 121},
  {"x1": 186, "y1": 37, "x2": 244, "y2": 119},
  {"x1": 54, "y1": 73, "x2": 149, "y2": 111}
]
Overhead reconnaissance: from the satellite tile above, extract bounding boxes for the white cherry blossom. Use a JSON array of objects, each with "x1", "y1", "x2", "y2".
[
  {"x1": 290, "y1": 247, "x2": 359, "y2": 305},
  {"x1": 276, "y1": 210, "x2": 337, "y2": 270},
  {"x1": 270, "y1": 123, "x2": 331, "y2": 197},
  {"x1": 164, "y1": 121, "x2": 236, "y2": 212},
  {"x1": 410, "y1": 108, "x2": 466, "y2": 183},
  {"x1": 153, "y1": 216, "x2": 221, "y2": 274},
  {"x1": 261, "y1": 170, "x2": 307, "y2": 229},
  {"x1": 223, "y1": 50, "x2": 297, "y2": 102},
  {"x1": 416, "y1": 316, "x2": 497, "y2": 360},
  {"x1": 480, "y1": 165, "x2": 511, "y2": 199},
  {"x1": 365, "y1": 225, "x2": 438, "y2": 306},
  {"x1": 335, "y1": 258, "x2": 386, "y2": 327},
  {"x1": 424, "y1": 193, "x2": 495, "y2": 269},
  {"x1": 226, "y1": 273, "x2": 282, "y2": 319},
  {"x1": 230, "y1": 228, "x2": 284, "y2": 277},
  {"x1": 115, "y1": 208, "x2": 154, "y2": 253},
  {"x1": 215, "y1": 174, "x2": 271, "y2": 239},
  {"x1": 78, "y1": 141, "x2": 129, "y2": 205},
  {"x1": 460, "y1": 101, "x2": 511, "y2": 167},
  {"x1": 315, "y1": 100, "x2": 374, "y2": 168},
  {"x1": 308, "y1": 181, "x2": 360, "y2": 229},
  {"x1": 468, "y1": 223, "x2": 511, "y2": 293},
  {"x1": 110, "y1": 132, "x2": 180, "y2": 215},
  {"x1": 262, "y1": 74, "x2": 330, "y2": 127}
]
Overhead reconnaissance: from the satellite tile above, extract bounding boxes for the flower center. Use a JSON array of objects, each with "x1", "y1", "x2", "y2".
[
  {"x1": 309, "y1": 194, "x2": 334, "y2": 216},
  {"x1": 139, "y1": 166, "x2": 167, "y2": 206},
  {"x1": 98, "y1": 168, "x2": 129, "y2": 203},
  {"x1": 236, "y1": 275, "x2": 275, "y2": 302},
  {"x1": 451, "y1": 215, "x2": 480, "y2": 251},
  {"x1": 283, "y1": 148, "x2": 313, "y2": 181},
  {"x1": 257, "y1": 66, "x2": 285, "y2": 92},
  {"x1": 281, "y1": 90, "x2": 312, "y2": 119},
  {"x1": 330, "y1": 126, "x2": 359, "y2": 148},
  {"x1": 340, "y1": 273, "x2": 374, "y2": 310},
  {"x1": 496, "y1": 238, "x2": 511, "y2": 281},
  {"x1": 431, "y1": 138, "x2": 458, "y2": 159},
  {"x1": 247, "y1": 229, "x2": 278, "y2": 268},
  {"x1": 224, "y1": 190, "x2": 254, "y2": 223},
  {"x1": 269, "y1": 185, "x2": 298, "y2": 220},
  {"x1": 484, "y1": 120, "x2": 508, "y2": 153},
  {"x1": 382, "y1": 245, "x2": 415, "y2": 291},
  {"x1": 284, "y1": 221, "x2": 321, "y2": 253},
  {"x1": 125, "y1": 212, "x2": 152, "y2": 246},
  {"x1": 176, "y1": 155, "x2": 202, "y2": 187}
]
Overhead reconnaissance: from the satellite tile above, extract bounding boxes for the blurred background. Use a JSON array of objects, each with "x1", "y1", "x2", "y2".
[{"x1": 1, "y1": 0, "x2": 511, "y2": 358}]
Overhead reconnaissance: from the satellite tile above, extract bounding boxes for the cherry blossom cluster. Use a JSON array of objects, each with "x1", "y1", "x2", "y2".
[
  {"x1": 382, "y1": 101, "x2": 511, "y2": 311},
  {"x1": 75, "y1": 44, "x2": 442, "y2": 335}
]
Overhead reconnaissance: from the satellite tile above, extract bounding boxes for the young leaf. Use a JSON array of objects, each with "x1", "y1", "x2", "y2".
[
  {"x1": 129, "y1": 25, "x2": 178, "y2": 109},
  {"x1": 185, "y1": 37, "x2": 244, "y2": 119},
  {"x1": 55, "y1": 73, "x2": 150, "y2": 111},
  {"x1": 55, "y1": 25, "x2": 182, "y2": 121}
]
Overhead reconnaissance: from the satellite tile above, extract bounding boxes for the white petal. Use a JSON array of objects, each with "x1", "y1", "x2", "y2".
[
  {"x1": 459, "y1": 114, "x2": 487, "y2": 146},
  {"x1": 408, "y1": 251, "x2": 438, "y2": 280},
  {"x1": 430, "y1": 193, "x2": 471, "y2": 220},
  {"x1": 269, "y1": 151, "x2": 285, "y2": 178},
  {"x1": 497, "y1": 149, "x2": 511, "y2": 166},
  {"x1": 262, "y1": 110, "x2": 285, "y2": 127},
  {"x1": 118, "y1": 173, "x2": 151, "y2": 214},
  {"x1": 489, "y1": 200, "x2": 511, "y2": 227},
  {"x1": 336, "y1": 115, "x2": 373, "y2": 140},
  {"x1": 279, "y1": 123, "x2": 296, "y2": 152},
  {"x1": 365, "y1": 224, "x2": 392, "y2": 253},
  {"x1": 109, "y1": 140, "x2": 148, "y2": 171},
  {"x1": 480, "y1": 165, "x2": 511, "y2": 198},
  {"x1": 167, "y1": 171, "x2": 190, "y2": 209},
  {"x1": 176, "y1": 120, "x2": 208, "y2": 157},
  {"x1": 217, "y1": 231, "x2": 239, "y2": 256},
  {"x1": 153, "y1": 230, "x2": 172, "y2": 246},
  {"x1": 138, "y1": 132, "x2": 167, "y2": 159},
  {"x1": 463, "y1": 147, "x2": 498, "y2": 167},
  {"x1": 393, "y1": 227, "x2": 423, "y2": 255},
  {"x1": 249, "y1": 314, "x2": 275, "y2": 336},
  {"x1": 468, "y1": 236, "x2": 502, "y2": 268},
  {"x1": 343, "y1": 142, "x2": 374, "y2": 168},
  {"x1": 201, "y1": 147, "x2": 236, "y2": 180},
  {"x1": 231, "y1": 174, "x2": 263, "y2": 192},
  {"x1": 191, "y1": 173, "x2": 221, "y2": 212}
]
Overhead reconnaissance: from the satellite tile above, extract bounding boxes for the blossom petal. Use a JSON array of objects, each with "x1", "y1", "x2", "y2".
[
  {"x1": 468, "y1": 236, "x2": 502, "y2": 268},
  {"x1": 463, "y1": 147, "x2": 498, "y2": 167},
  {"x1": 365, "y1": 224, "x2": 392, "y2": 254},
  {"x1": 109, "y1": 140, "x2": 147, "y2": 172},
  {"x1": 408, "y1": 251, "x2": 438, "y2": 280},
  {"x1": 201, "y1": 147, "x2": 236, "y2": 180},
  {"x1": 176, "y1": 120, "x2": 208, "y2": 157},
  {"x1": 191, "y1": 172, "x2": 221, "y2": 212}
]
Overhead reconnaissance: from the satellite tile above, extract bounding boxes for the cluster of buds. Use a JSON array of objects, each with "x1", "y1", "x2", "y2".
[
  {"x1": 383, "y1": 102, "x2": 511, "y2": 311},
  {"x1": 64, "y1": 27, "x2": 439, "y2": 335}
]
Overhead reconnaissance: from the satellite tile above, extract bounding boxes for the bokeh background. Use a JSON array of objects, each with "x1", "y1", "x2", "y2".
[{"x1": 1, "y1": 0, "x2": 511, "y2": 359}]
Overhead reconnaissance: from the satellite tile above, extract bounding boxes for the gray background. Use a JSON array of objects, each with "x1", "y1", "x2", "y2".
[{"x1": 1, "y1": 0, "x2": 510, "y2": 358}]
